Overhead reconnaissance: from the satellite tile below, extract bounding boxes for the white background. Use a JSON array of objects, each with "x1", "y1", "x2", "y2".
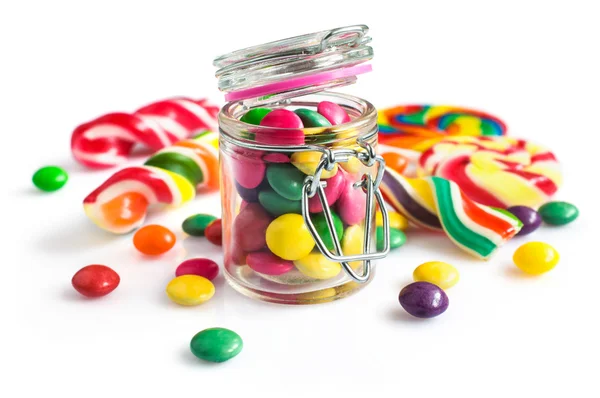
[{"x1": 2, "y1": 1, "x2": 599, "y2": 396}]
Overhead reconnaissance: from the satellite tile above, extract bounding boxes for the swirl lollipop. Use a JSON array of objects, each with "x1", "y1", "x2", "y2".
[{"x1": 418, "y1": 136, "x2": 562, "y2": 208}]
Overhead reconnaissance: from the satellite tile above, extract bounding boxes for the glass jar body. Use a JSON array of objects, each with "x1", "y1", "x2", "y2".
[{"x1": 219, "y1": 92, "x2": 379, "y2": 304}]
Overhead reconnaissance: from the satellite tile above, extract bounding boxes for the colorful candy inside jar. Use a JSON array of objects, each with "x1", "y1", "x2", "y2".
[{"x1": 214, "y1": 25, "x2": 390, "y2": 304}]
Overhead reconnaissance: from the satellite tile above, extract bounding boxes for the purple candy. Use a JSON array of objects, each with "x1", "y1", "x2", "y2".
[
  {"x1": 235, "y1": 181, "x2": 260, "y2": 202},
  {"x1": 399, "y1": 282, "x2": 449, "y2": 319},
  {"x1": 507, "y1": 205, "x2": 542, "y2": 236}
]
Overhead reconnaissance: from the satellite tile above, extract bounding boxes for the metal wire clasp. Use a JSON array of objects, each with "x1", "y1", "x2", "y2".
[{"x1": 301, "y1": 141, "x2": 390, "y2": 283}]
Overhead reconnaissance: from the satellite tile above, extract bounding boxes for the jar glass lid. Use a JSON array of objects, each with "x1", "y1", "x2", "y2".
[{"x1": 213, "y1": 25, "x2": 373, "y2": 105}]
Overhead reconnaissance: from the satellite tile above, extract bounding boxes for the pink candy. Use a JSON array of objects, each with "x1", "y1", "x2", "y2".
[
  {"x1": 317, "y1": 101, "x2": 351, "y2": 125},
  {"x1": 231, "y1": 150, "x2": 265, "y2": 189},
  {"x1": 175, "y1": 258, "x2": 219, "y2": 281},
  {"x1": 233, "y1": 203, "x2": 273, "y2": 252},
  {"x1": 336, "y1": 172, "x2": 366, "y2": 225},
  {"x1": 263, "y1": 152, "x2": 290, "y2": 163},
  {"x1": 257, "y1": 109, "x2": 305, "y2": 146},
  {"x1": 309, "y1": 168, "x2": 345, "y2": 213},
  {"x1": 246, "y1": 252, "x2": 294, "y2": 276}
]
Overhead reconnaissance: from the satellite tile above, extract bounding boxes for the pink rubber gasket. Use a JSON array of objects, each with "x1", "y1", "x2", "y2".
[{"x1": 224, "y1": 64, "x2": 373, "y2": 102}]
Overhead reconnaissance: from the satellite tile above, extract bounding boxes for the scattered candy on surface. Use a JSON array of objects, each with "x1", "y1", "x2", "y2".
[
  {"x1": 133, "y1": 224, "x2": 176, "y2": 255},
  {"x1": 381, "y1": 169, "x2": 523, "y2": 259},
  {"x1": 376, "y1": 226, "x2": 406, "y2": 251},
  {"x1": 266, "y1": 213, "x2": 315, "y2": 261},
  {"x1": 83, "y1": 131, "x2": 219, "y2": 234},
  {"x1": 166, "y1": 275, "x2": 215, "y2": 306},
  {"x1": 182, "y1": 214, "x2": 218, "y2": 237},
  {"x1": 246, "y1": 252, "x2": 294, "y2": 276},
  {"x1": 376, "y1": 210, "x2": 409, "y2": 230},
  {"x1": 413, "y1": 261, "x2": 459, "y2": 289},
  {"x1": 538, "y1": 201, "x2": 579, "y2": 225},
  {"x1": 506, "y1": 206, "x2": 542, "y2": 236},
  {"x1": 312, "y1": 211, "x2": 344, "y2": 250},
  {"x1": 190, "y1": 328, "x2": 243, "y2": 363},
  {"x1": 513, "y1": 241, "x2": 559, "y2": 275},
  {"x1": 176, "y1": 258, "x2": 219, "y2": 281},
  {"x1": 71, "y1": 265, "x2": 120, "y2": 298},
  {"x1": 32, "y1": 166, "x2": 68, "y2": 192},
  {"x1": 418, "y1": 136, "x2": 562, "y2": 209},
  {"x1": 205, "y1": 219, "x2": 223, "y2": 246},
  {"x1": 399, "y1": 282, "x2": 449, "y2": 318},
  {"x1": 294, "y1": 252, "x2": 342, "y2": 280}
]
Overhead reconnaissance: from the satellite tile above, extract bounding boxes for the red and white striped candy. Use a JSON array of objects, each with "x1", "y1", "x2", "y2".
[{"x1": 71, "y1": 97, "x2": 219, "y2": 168}]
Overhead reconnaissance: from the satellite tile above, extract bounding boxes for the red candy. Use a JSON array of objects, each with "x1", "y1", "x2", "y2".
[
  {"x1": 175, "y1": 258, "x2": 219, "y2": 280},
  {"x1": 233, "y1": 203, "x2": 273, "y2": 252},
  {"x1": 72, "y1": 265, "x2": 120, "y2": 298},
  {"x1": 205, "y1": 219, "x2": 223, "y2": 246},
  {"x1": 133, "y1": 224, "x2": 176, "y2": 255}
]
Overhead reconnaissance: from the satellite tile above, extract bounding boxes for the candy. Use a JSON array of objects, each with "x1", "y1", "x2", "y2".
[
  {"x1": 381, "y1": 152, "x2": 408, "y2": 175},
  {"x1": 399, "y1": 282, "x2": 449, "y2": 318},
  {"x1": 317, "y1": 101, "x2": 351, "y2": 125},
  {"x1": 176, "y1": 258, "x2": 219, "y2": 281},
  {"x1": 71, "y1": 265, "x2": 120, "y2": 298},
  {"x1": 376, "y1": 210, "x2": 409, "y2": 230},
  {"x1": 83, "y1": 131, "x2": 219, "y2": 234},
  {"x1": 231, "y1": 151, "x2": 265, "y2": 189},
  {"x1": 381, "y1": 168, "x2": 522, "y2": 259},
  {"x1": 205, "y1": 219, "x2": 223, "y2": 246},
  {"x1": 308, "y1": 168, "x2": 345, "y2": 213},
  {"x1": 291, "y1": 151, "x2": 338, "y2": 179},
  {"x1": 378, "y1": 105, "x2": 507, "y2": 152},
  {"x1": 258, "y1": 189, "x2": 302, "y2": 217},
  {"x1": 312, "y1": 211, "x2": 344, "y2": 250},
  {"x1": 377, "y1": 226, "x2": 406, "y2": 251},
  {"x1": 513, "y1": 242, "x2": 559, "y2": 275},
  {"x1": 506, "y1": 206, "x2": 542, "y2": 236},
  {"x1": 294, "y1": 108, "x2": 332, "y2": 127},
  {"x1": 232, "y1": 203, "x2": 272, "y2": 252},
  {"x1": 266, "y1": 214, "x2": 315, "y2": 261},
  {"x1": 341, "y1": 224, "x2": 364, "y2": 269},
  {"x1": 418, "y1": 136, "x2": 562, "y2": 208},
  {"x1": 263, "y1": 152, "x2": 290, "y2": 163},
  {"x1": 166, "y1": 275, "x2": 215, "y2": 306},
  {"x1": 72, "y1": 97, "x2": 219, "y2": 168},
  {"x1": 260, "y1": 108, "x2": 304, "y2": 129},
  {"x1": 241, "y1": 108, "x2": 272, "y2": 125},
  {"x1": 413, "y1": 261, "x2": 459, "y2": 289},
  {"x1": 235, "y1": 181, "x2": 261, "y2": 202},
  {"x1": 32, "y1": 166, "x2": 68, "y2": 192},
  {"x1": 538, "y1": 201, "x2": 579, "y2": 225},
  {"x1": 336, "y1": 171, "x2": 366, "y2": 225},
  {"x1": 133, "y1": 225, "x2": 176, "y2": 255},
  {"x1": 190, "y1": 328, "x2": 243, "y2": 363},
  {"x1": 266, "y1": 163, "x2": 306, "y2": 201},
  {"x1": 246, "y1": 252, "x2": 294, "y2": 276},
  {"x1": 294, "y1": 252, "x2": 342, "y2": 280},
  {"x1": 182, "y1": 214, "x2": 218, "y2": 237}
]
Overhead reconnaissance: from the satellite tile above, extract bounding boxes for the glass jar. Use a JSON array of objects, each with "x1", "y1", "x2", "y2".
[{"x1": 214, "y1": 26, "x2": 390, "y2": 304}]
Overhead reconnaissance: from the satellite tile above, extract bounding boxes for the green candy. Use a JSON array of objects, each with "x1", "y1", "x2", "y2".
[
  {"x1": 182, "y1": 213, "x2": 218, "y2": 236},
  {"x1": 190, "y1": 328, "x2": 243, "y2": 363},
  {"x1": 266, "y1": 163, "x2": 306, "y2": 201},
  {"x1": 538, "y1": 201, "x2": 579, "y2": 225},
  {"x1": 313, "y1": 212, "x2": 344, "y2": 251},
  {"x1": 258, "y1": 189, "x2": 302, "y2": 217},
  {"x1": 294, "y1": 108, "x2": 332, "y2": 127},
  {"x1": 145, "y1": 152, "x2": 203, "y2": 186},
  {"x1": 377, "y1": 226, "x2": 406, "y2": 251},
  {"x1": 240, "y1": 108, "x2": 272, "y2": 125},
  {"x1": 32, "y1": 166, "x2": 68, "y2": 192}
]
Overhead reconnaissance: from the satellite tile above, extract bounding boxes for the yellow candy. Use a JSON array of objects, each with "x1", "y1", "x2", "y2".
[
  {"x1": 342, "y1": 224, "x2": 364, "y2": 269},
  {"x1": 266, "y1": 214, "x2": 315, "y2": 260},
  {"x1": 413, "y1": 261, "x2": 460, "y2": 289},
  {"x1": 166, "y1": 275, "x2": 215, "y2": 306},
  {"x1": 376, "y1": 210, "x2": 409, "y2": 230},
  {"x1": 290, "y1": 151, "x2": 338, "y2": 179},
  {"x1": 513, "y1": 242, "x2": 559, "y2": 275},
  {"x1": 339, "y1": 157, "x2": 362, "y2": 174},
  {"x1": 294, "y1": 252, "x2": 342, "y2": 279}
]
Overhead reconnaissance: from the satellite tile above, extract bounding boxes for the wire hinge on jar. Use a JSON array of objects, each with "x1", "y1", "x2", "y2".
[{"x1": 301, "y1": 140, "x2": 390, "y2": 283}]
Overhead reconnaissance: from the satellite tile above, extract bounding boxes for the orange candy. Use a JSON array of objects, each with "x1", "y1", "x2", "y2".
[
  {"x1": 382, "y1": 152, "x2": 408, "y2": 174},
  {"x1": 133, "y1": 224, "x2": 176, "y2": 255}
]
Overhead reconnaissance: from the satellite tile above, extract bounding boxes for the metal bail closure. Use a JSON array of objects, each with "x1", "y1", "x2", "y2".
[{"x1": 301, "y1": 141, "x2": 391, "y2": 283}]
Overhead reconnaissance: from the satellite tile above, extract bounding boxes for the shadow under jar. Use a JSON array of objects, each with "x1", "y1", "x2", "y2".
[{"x1": 214, "y1": 26, "x2": 390, "y2": 304}]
